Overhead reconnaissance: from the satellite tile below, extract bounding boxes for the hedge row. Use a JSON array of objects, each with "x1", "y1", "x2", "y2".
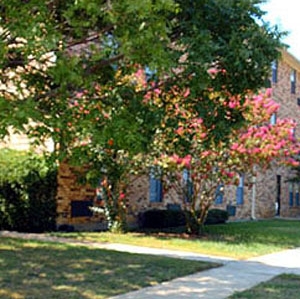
[
  {"x1": 138, "y1": 208, "x2": 228, "y2": 229},
  {"x1": 0, "y1": 149, "x2": 57, "y2": 232}
]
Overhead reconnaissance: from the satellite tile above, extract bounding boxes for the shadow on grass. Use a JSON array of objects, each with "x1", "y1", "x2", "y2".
[
  {"x1": 139, "y1": 219, "x2": 300, "y2": 247},
  {"x1": 0, "y1": 237, "x2": 218, "y2": 299}
]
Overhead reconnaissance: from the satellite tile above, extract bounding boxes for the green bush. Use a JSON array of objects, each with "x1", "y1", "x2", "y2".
[
  {"x1": 0, "y1": 149, "x2": 57, "y2": 232},
  {"x1": 138, "y1": 208, "x2": 228, "y2": 230},
  {"x1": 204, "y1": 209, "x2": 229, "y2": 225},
  {"x1": 138, "y1": 209, "x2": 186, "y2": 229}
]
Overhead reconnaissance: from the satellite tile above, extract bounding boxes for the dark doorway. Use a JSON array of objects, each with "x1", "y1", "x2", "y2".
[{"x1": 276, "y1": 175, "x2": 281, "y2": 216}]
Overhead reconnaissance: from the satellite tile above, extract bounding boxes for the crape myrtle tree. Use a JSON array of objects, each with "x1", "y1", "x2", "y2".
[
  {"x1": 147, "y1": 85, "x2": 300, "y2": 234},
  {"x1": 0, "y1": 0, "x2": 285, "y2": 231}
]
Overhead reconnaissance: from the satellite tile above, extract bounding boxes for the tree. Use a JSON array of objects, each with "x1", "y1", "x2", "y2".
[
  {"x1": 0, "y1": 0, "x2": 285, "y2": 231},
  {"x1": 148, "y1": 86, "x2": 299, "y2": 234}
]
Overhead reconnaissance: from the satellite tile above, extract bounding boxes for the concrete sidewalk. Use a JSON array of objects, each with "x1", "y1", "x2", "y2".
[
  {"x1": 110, "y1": 248, "x2": 300, "y2": 299},
  {"x1": 1, "y1": 231, "x2": 300, "y2": 299}
]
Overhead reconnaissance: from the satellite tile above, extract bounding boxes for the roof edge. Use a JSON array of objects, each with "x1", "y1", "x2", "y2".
[{"x1": 280, "y1": 49, "x2": 300, "y2": 72}]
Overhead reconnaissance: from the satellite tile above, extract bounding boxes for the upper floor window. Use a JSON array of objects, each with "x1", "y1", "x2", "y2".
[
  {"x1": 271, "y1": 61, "x2": 278, "y2": 83},
  {"x1": 291, "y1": 69, "x2": 296, "y2": 94}
]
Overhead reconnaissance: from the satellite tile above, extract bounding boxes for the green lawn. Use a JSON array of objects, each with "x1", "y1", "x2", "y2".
[
  {"x1": 0, "y1": 237, "x2": 218, "y2": 299},
  {"x1": 229, "y1": 274, "x2": 300, "y2": 299},
  {"x1": 53, "y1": 219, "x2": 300, "y2": 259}
]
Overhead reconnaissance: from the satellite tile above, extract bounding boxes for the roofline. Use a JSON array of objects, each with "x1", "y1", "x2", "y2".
[{"x1": 280, "y1": 49, "x2": 300, "y2": 72}]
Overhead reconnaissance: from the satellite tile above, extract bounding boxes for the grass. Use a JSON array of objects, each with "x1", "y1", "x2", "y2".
[
  {"x1": 0, "y1": 237, "x2": 218, "y2": 299},
  {"x1": 53, "y1": 219, "x2": 300, "y2": 259},
  {"x1": 228, "y1": 274, "x2": 300, "y2": 298}
]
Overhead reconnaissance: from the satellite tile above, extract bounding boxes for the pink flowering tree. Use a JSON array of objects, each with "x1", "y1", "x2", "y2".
[{"x1": 146, "y1": 85, "x2": 300, "y2": 234}]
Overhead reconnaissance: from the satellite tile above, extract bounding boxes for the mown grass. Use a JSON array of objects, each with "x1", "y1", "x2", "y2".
[
  {"x1": 53, "y1": 219, "x2": 300, "y2": 259},
  {"x1": 229, "y1": 274, "x2": 300, "y2": 299},
  {"x1": 0, "y1": 237, "x2": 218, "y2": 299}
]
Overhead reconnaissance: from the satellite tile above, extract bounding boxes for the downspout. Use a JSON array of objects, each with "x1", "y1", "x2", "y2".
[{"x1": 251, "y1": 167, "x2": 257, "y2": 220}]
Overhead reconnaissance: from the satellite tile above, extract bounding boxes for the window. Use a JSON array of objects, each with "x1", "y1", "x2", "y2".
[
  {"x1": 270, "y1": 113, "x2": 277, "y2": 125},
  {"x1": 236, "y1": 174, "x2": 244, "y2": 205},
  {"x1": 271, "y1": 61, "x2": 278, "y2": 83},
  {"x1": 149, "y1": 168, "x2": 163, "y2": 202},
  {"x1": 291, "y1": 127, "x2": 296, "y2": 139},
  {"x1": 291, "y1": 69, "x2": 296, "y2": 94},
  {"x1": 182, "y1": 169, "x2": 193, "y2": 202},
  {"x1": 289, "y1": 182, "x2": 300, "y2": 207},
  {"x1": 296, "y1": 184, "x2": 300, "y2": 206},
  {"x1": 215, "y1": 184, "x2": 224, "y2": 204},
  {"x1": 71, "y1": 200, "x2": 93, "y2": 217},
  {"x1": 289, "y1": 182, "x2": 294, "y2": 206}
]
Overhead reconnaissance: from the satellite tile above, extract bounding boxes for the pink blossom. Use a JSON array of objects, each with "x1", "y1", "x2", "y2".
[
  {"x1": 225, "y1": 172, "x2": 235, "y2": 178},
  {"x1": 252, "y1": 148, "x2": 261, "y2": 154},
  {"x1": 183, "y1": 88, "x2": 190, "y2": 98},
  {"x1": 229, "y1": 101, "x2": 238, "y2": 109},
  {"x1": 170, "y1": 154, "x2": 182, "y2": 165},
  {"x1": 75, "y1": 91, "x2": 84, "y2": 98},
  {"x1": 154, "y1": 88, "x2": 161, "y2": 95},
  {"x1": 207, "y1": 68, "x2": 218, "y2": 76},
  {"x1": 265, "y1": 88, "x2": 272, "y2": 97},
  {"x1": 231, "y1": 143, "x2": 239, "y2": 150},
  {"x1": 201, "y1": 151, "x2": 210, "y2": 158},
  {"x1": 119, "y1": 193, "x2": 126, "y2": 200},
  {"x1": 182, "y1": 154, "x2": 192, "y2": 168},
  {"x1": 175, "y1": 127, "x2": 184, "y2": 136}
]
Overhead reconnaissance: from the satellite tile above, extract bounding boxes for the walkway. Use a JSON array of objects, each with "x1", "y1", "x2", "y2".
[{"x1": 1, "y1": 231, "x2": 300, "y2": 299}]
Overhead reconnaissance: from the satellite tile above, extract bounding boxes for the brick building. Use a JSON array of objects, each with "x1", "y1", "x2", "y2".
[
  {"x1": 222, "y1": 50, "x2": 300, "y2": 220},
  {"x1": 55, "y1": 49, "x2": 300, "y2": 230}
]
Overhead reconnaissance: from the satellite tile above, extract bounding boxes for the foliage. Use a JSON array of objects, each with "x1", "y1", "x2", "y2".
[
  {"x1": 0, "y1": 237, "x2": 217, "y2": 299},
  {"x1": 0, "y1": 1, "x2": 285, "y2": 231},
  {"x1": 0, "y1": 149, "x2": 57, "y2": 232}
]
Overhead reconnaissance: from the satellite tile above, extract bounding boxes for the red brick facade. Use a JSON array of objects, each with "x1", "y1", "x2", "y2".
[
  {"x1": 223, "y1": 50, "x2": 300, "y2": 220},
  {"x1": 54, "y1": 50, "x2": 300, "y2": 229}
]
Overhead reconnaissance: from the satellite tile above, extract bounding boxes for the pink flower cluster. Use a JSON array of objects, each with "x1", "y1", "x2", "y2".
[{"x1": 170, "y1": 154, "x2": 192, "y2": 168}]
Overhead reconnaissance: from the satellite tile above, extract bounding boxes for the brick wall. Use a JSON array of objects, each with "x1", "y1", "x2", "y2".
[{"x1": 56, "y1": 162, "x2": 106, "y2": 230}]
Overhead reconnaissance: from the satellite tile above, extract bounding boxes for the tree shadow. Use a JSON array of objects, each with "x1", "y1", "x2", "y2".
[{"x1": 0, "y1": 237, "x2": 217, "y2": 299}]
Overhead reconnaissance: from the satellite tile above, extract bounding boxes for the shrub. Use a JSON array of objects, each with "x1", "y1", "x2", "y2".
[
  {"x1": 0, "y1": 149, "x2": 57, "y2": 232},
  {"x1": 204, "y1": 209, "x2": 229, "y2": 225},
  {"x1": 138, "y1": 208, "x2": 228, "y2": 230},
  {"x1": 138, "y1": 209, "x2": 186, "y2": 229}
]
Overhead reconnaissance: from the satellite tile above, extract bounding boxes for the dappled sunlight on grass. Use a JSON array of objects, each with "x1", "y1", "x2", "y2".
[
  {"x1": 0, "y1": 237, "x2": 217, "y2": 299},
  {"x1": 0, "y1": 290, "x2": 24, "y2": 299}
]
